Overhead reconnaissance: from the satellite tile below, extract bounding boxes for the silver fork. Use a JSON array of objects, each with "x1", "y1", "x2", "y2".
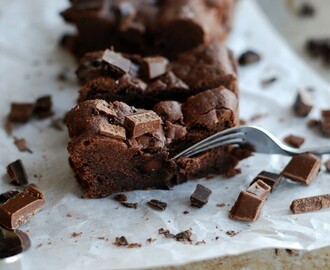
[{"x1": 173, "y1": 126, "x2": 330, "y2": 159}]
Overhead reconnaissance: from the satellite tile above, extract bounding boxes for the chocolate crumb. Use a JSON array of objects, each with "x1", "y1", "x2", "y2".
[
  {"x1": 307, "y1": 119, "x2": 319, "y2": 128},
  {"x1": 226, "y1": 230, "x2": 239, "y2": 237},
  {"x1": 196, "y1": 240, "x2": 206, "y2": 245},
  {"x1": 175, "y1": 230, "x2": 192, "y2": 242},
  {"x1": 114, "y1": 236, "x2": 128, "y2": 246},
  {"x1": 239, "y1": 119, "x2": 247, "y2": 125},
  {"x1": 72, "y1": 232, "x2": 82, "y2": 238},
  {"x1": 9, "y1": 103, "x2": 35, "y2": 123},
  {"x1": 216, "y1": 203, "x2": 225, "y2": 208},
  {"x1": 7, "y1": 159, "x2": 28, "y2": 186},
  {"x1": 261, "y1": 77, "x2": 277, "y2": 88},
  {"x1": 14, "y1": 137, "x2": 33, "y2": 153},
  {"x1": 127, "y1": 243, "x2": 141, "y2": 248},
  {"x1": 146, "y1": 238, "x2": 156, "y2": 243},
  {"x1": 158, "y1": 228, "x2": 175, "y2": 238},
  {"x1": 66, "y1": 213, "x2": 72, "y2": 218},
  {"x1": 283, "y1": 134, "x2": 305, "y2": 148},
  {"x1": 183, "y1": 210, "x2": 189, "y2": 214},
  {"x1": 285, "y1": 249, "x2": 299, "y2": 256},
  {"x1": 37, "y1": 243, "x2": 43, "y2": 248},
  {"x1": 290, "y1": 194, "x2": 330, "y2": 214},
  {"x1": 215, "y1": 236, "x2": 219, "y2": 240},
  {"x1": 113, "y1": 194, "x2": 127, "y2": 202},
  {"x1": 120, "y1": 202, "x2": 138, "y2": 209},
  {"x1": 147, "y1": 199, "x2": 167, "y2": 211},
  {"x1": 238, "y1": 50, "x2": 261, "y2": 66},
  {"x1": 293, "y1": 90, "x2": 313, "y2": 117},
  {"x1": 34, "y1": 95, "x2": 53, "y2": 119},
  {"x1": 321, "y1": 110, "x2": 330, "y2": 137},
  {"x1": 50, "y1": 118, "x2": 64, "y2": 131},
  {"x1": 57, "y1": 67, "x2": 70, "y2": 82}
]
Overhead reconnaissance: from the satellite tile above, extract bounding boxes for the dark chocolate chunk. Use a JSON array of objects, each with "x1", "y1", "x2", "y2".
[
  {"x1": 147, "y1": 199, "x2": 167, "y2": 211},
  {"x1": 14, "y1": 137, "x2": 33, "y2": 153},
  {"x1": 325, "y1": 159, "x2": 330, "y2": 173},
  {"x1": 95, "y1": 100, "x2": 118, "y2": 117},
  {"x1": 238, "y1": 50, "x2": 261, "y2": 66},
  {"x1": 175, "y1": 230, "x2": 192, "y2": 242},
  {"x1": 0, "y1": 227, "x2": 31, "y2": 259},
  {"x1": 290, "y1": 194, "x2": 330, "y2": 214},
  {"x1": 283, "y1": 134, "x2": 305, "y2": 148},
  {"x1": 120, "y1": 202, "x2": 138, "y2": 209},
  {"x1": 113, "y1": 193, "x2": 127, "y2": 202},
  {"x1": 114, "y1": 236, "x2": 129, "y2": 246},
  {"x1": 34, "y1": 95, "x2": 53, "y2": 119},
  {"x1": 246, "y1": 180, "x2": 271, "y2": 200},
  {"x1": 9, "y1": 103, "x2": 35, "y2": 122},
  {"x1": 0, "y1": 190, "x2": 19, "y2": 204},
  {"x1": 249, "y1": 171, "x2": 282, "y2": 192},
  {"x1": 102, "y1": 49, "x2": 131, "y2": 76},
  {"x1": 190, "y1": 184, "x2": 212, "y2": 208},
  {"x1": 99, "y1": 123, "x2": 126, "y2": 140},
  {"x1": 281, "y1": 153, "x2": 321, "y2": 185},
  {"x1": 141, "y1": 56, "x2": 168, "y2": 79},
  {"x1": 261, "y1": 77, "x2": 277, "y2": 88},
  {"x1": 7, "y1": 159, "x2": 28, "y2": 186},
  {"x1": 307, "y1": 118, "x2": 320, "y2": 128},
  {"x1": 0, "y1": 184, "x2": 45, "y2": 230},
  {"x1": 298, "y1": 3, "x2": 315, "y2": 17},
  {"x1": 292, "y1": 90, "x2": 313, "y2": 117},
  {"x1": 321, "y1": 110, "x2": 330, "y2": 137},
  {"x1": 124, "y1": 111, "x2": 161, "y2": 138}
]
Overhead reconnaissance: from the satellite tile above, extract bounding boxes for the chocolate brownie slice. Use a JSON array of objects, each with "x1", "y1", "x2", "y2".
[
  {"x1": 77, "y1": 42, "x2": 238, "y2": 109},
  {"x1": 66, "y1": 89, "x2": 249, "y2": 198},
  {"x1": 60, "y1": 0, "x2": 236, "y2": 58}
]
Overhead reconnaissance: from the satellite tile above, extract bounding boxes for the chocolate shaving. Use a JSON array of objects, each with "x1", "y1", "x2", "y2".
[
  {"x1": 147, "y1": 199, "x2": 167, "y2": 211},
  {"x1": 7, "y1": 159, "x2": 28, "y2": 186},
  {"x1": 14, "y1": 137, "x2": 33, "y2": 153},
  {"x1": 238, "y1": 50, "x2": 261, "y2": 66},
  {"x1": 190, "y1": 184, "x2": 212, "y2": 208},
  {"x1": 113, "y1": 194, "x2": 127, "y2": 202},
  {"x1": 120, "y1": 202, "x2": 138, "y2": 209},
  {"x1": 283, "y1": 134, "x2": 305, "y2": 148}
]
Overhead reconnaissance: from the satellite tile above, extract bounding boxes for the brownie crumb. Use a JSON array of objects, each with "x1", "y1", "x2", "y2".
[
  {"x1": 239, "y1": 119, "x2": 247, "y2": 125},
  {"x1": 113, "y1": 236, "x2": 128, "y2": 246},
  {"x1": 238, "y1": 50, "x2": 261, "y2": 66},
  {"x1": 225, "y1": 168, "x2": 241, "y2": 178},
  {"x1": 261, "y1": 77, "x2": 277, "y2": 88},
  {"x1": 66, "y1": 213, "x2": 72, "y2": 218},
  {"x1": 183, "y1": 210, "x2": 189, "y2": 214},
  {"x1": 290, "y1": 194, "x2": 330, "y2": 214},
  {"x1": 283, "y1": 135, "x2": 305, "y2": 148},
  {"x1": 120, "y1": 202, "x2": 138, "y2": 209},
  {"x1": 9, "y1": 103, "x2": 35, "y2": 123},
  {"x1": 146, "y1": 238, "x2": 156, "y2": 243},
  {"x1": 147, "y1": 199, "x2": 167, "y2": 211},
  {"x1": 14, "y1": 137, "x2": 33, "y2": 153},
  {"x1": 175, "y1": 230, "x2": 192, "y2": 242},
  {"x1": 72, "y1": 232, "x2": 82, "y2": 238},
  {"x1": 216, "y1": 203, "x2": 225, "y2": 208},
  {"x1": 113, "y1": 193, "x2": 127, "y2": 202},
  {"x1": 297, "y1": 3, "x2": 315, "y2": 17},
  {"x1": 7, "y1": 159, "x2": 28, "y2": 186},
  {"x1": 226, "y1": 230, "x2": 239, "y2": 237}
]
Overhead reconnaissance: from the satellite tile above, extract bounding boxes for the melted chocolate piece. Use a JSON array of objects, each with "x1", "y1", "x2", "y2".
[
  {"x1": 7, "y1": 159, "x2": 28, "y2": 186},
  {"x1": 190, "y1": 184, "x2": 212, "y2": 208}
]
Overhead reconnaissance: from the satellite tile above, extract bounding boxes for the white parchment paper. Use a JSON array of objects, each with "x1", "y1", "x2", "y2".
[{"x1": 1, "y1": 0, "x2": 330, "y2": 269}]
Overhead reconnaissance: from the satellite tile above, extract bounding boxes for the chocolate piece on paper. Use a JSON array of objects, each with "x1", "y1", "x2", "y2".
[
  {"x1": 113, "y1": 194, "x2": 127, "y2": 202},
  {"x1": 9, "y1": 103, "x2": 35, "y2": 122},
  {"x1": 34, "y1": 95, "x2": 53, "y2": 119},
  {"x1": 124, "y1": 111, "x2": 161, "y2": 138},
  {"x1": 120, "y1": 202, "x2": 138, "y2": 209},
  {"x1": 246, "y1": 180, "x2": 271, "y2": 200},
  {"x1": 249, "y1": 171, "x2": 282, "y2": 192},
  {"x1": 283, "y1": 134, "x2": 305, "y2": 148},
  {"x1": 307, "y1": 119, "x2": 320, "y2": 128},
  {"x1": 0, "y1": 227, "x2": 31, "y2": 259},
  {"x1": 0, "y1": 191, "x2": 19, "y2": 205},
  {"x1": 281, "y1": 153, "x2": 321, "y2": 185},
  {"x1": 99, "y1": 123, "x2": 126, "y2": 140},
  {"x1": 229, "y1": 191, "x2": 265, "y2": 221},
  {"x1": 14, "y1": 138, "x2": 33, "y2": 153},
  {"x1": 238, "y1": 50, "x2": 261, "y2": 66},
  {"x1": 0, "y1": 184, "x2": 45, "y2": 230},
  {"x1": 102, "y1": 49, "x2": 131, "y2": 76},
  {"x1": 7, "y1": 159, "x2": 28, "y2": 186},
  {"x1": 292, "y1": 90, "x2": 313, "y2": 117},
  {"x1": 321, "y1": 110, "x2": 330, "y2": 137},
  {"x1": 147, "y1": 199, "x2": 167, "y2": 211},
  {"x1": 290, "y1": 194, "x2": 330, "y2": 214},
  {"x1": 190, "y1": 184, "x2": 212, "y2": 208},
  {"x1": 142, "y1": 56, "x2": 168, "y2": 79}
]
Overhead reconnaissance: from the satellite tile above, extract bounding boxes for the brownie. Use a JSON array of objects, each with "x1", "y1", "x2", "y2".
[
  {"x1": 66, "y1": 88, "x2": 249, "y2": 197},
  {"x1": 60, "y1": 0, "x2": 236, "y2": 58},
  {"x1": 77, "y1": 43, "x2": 238, "y2": 109}
]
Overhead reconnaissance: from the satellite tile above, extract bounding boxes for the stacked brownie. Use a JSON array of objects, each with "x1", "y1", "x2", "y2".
[{"x1": 63, "y1": 0, "x2": 249, "y2": 198}]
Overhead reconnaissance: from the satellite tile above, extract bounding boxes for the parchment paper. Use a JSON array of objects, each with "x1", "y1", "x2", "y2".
[{"x1": 1, "y1": 0, "x2": 330, "y2": 269}]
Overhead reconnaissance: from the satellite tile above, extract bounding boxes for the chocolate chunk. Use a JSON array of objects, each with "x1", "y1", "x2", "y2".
[
  {"x1": 261, "y1": 77, "x2": 277, "y2": 87},
  {"x1": 190, "y1": 184, "x2": 212, "y2": 208},
  {"x1": 113, "y1": 193, "x2": 127, "y2": 202},
  {"x1": 306, "y1": 38, "x2": 330, "y2": 57},
  {"x1": 147, "y1": 199, "x2": 167, "y2": 211},
  {"x1": 249, "y1": 171, "x2": 282, "y2": 192},
  {"x1": 95, "y1": 101, "x2": 118, "y2": 117},
  {"x1": 307, "y1": 119, "x2": 320, "y2": 128},
  {"x1": 298, "y1": 3, "x2": 315, "y2": 17},
  {"x1": 124, "y1": 111, "x2": 161, "y2": 138},
  {"x1": 283, "y1": 135, "x2": 305, "y2": 148},
  {"x1": 246, "y1": 180, "x2": 271, "y2": 200},
  {"x1": 292, "y1": 90, "x2": 313, "y2": 117},
  {"x1": 142, "y1": 56, "x2": 168, "y2": 79},
  {"x1": 0, "y1": 184, "x2": 45, "y2": 230},
  {"x1": 153, "y1": 101, "x2": 183, "y2": 123},
  {"x1": 34, "y1": 95, "x2": 53, "y2": 119},
  {"x1": 325, "y1": 159, "x2": 330, "y2": 173},
  {"x1": 229, "y1": 191, "x2": 265, "y2": 221},
  {"x1": 175, "y1": 230, "x2": 192, "y2": 242},
  {"x1": 0, "y1": 191, "x2": 19, "y2": 204},
  {"x1": 321, "y1": 110, "x2": 330, "y2": 137},
  {"x1": 290, "y1": 194, "x2": 330, "y2": 214},
  {"x1": 14, "y1": 137, "x2": 33, "y2": 153},
  {"x1": 114, "y1": 236, "x2": 128, "y2": 246},
  {"x1": 238, "y1": 50, "x2": 261, "y2": 66},
  {"x1": 0, "y1": 227, "x2": 31, "y2": 259},
  {"x1": 7, "y1": 159, "x2": 28, "y2": 186},
  {"x1": 281, "y1": 153, "x2": 321, "y2": 185},
  {"x1": 99, "y1": 123, "x2": 126, "y2": 140},
  {"x1": 120, "y1": 202, "x2": 138, "y2": 209},
  {"x1": 102, "y1": 49, "x2": 131, "y2": 75},
  {"x1": 9, "y1": 103, "x2": 35, "y2": 122}
]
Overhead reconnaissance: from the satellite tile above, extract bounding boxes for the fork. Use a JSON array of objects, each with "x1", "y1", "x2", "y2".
[{"x1": 173, "y1": 126, "x2": 330, "y2": 159}]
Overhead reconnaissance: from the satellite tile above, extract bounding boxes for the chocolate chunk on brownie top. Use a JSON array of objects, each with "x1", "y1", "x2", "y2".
[
  {"x1": 60, "y1": 0, "x2": 236, "y2": 58},
  {"x1": 76, "y1": 43, "x2": 237, "y2": 109},
  {"x1": 66, "y1": 87, "x2": 249, "y2": 198}
]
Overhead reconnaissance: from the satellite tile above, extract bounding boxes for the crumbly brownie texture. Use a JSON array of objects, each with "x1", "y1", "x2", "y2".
[
  {"x1": 66, "y1": 90, "x2": 249, "y2": 198},
  {"x1": 61, "y1": 0, "x2": 236, "y2": 58},
  {"x1": 77, "y1": 43, "x2": 238, "y2": 109}
]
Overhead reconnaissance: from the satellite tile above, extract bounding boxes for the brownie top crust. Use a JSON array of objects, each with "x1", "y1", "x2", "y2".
[
  {"x1": 61, "y1": 0, "x2": 236, "y2": 58},
  {"x1": 76, "y1": 43, "x2": 238, "y2": 108}
]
